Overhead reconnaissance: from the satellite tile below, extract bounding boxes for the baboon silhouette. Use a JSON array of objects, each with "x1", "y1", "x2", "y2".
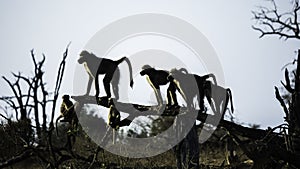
[
  {"x1": 168, "y1": 68, "x2": 217, "y2": 112},
  {"x1": 78, "y1": 50, "x2": 134, "y2": 100},
  {"x1": 140, "y1": 65, "x2": 179, "y2": 107}
]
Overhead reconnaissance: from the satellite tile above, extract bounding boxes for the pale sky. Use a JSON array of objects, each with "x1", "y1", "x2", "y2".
[{"x1": 0, "y1": 1, "x2": 299, "y2": 128}]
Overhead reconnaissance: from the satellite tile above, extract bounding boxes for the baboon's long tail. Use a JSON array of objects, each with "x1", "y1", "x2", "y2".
[
  {"x1": 56, "y1": 115, "x2": 64, "y2": 136},
  {"x1": 226, "y1": 89, "x2": 234, "y2": 114},
  {"x1": 201, "y1": 73, "x2": 217, "y2": 85},
  {"x1": 117, "y1": 57, "x2": 134, "y2": 88},
  {"x1": 179, "y1": 68, "x2": 189, "y2": 74}
]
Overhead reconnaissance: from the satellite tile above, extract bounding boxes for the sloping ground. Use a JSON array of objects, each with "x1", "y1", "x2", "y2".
[{"x1": 1, "y1": 125, "x2": 254, "y2": 169}]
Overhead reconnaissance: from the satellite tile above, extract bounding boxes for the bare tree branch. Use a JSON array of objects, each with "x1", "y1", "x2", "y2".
[
  {"x1": 252, "y1": 0, "x2": 300, "y2": 40},
  {"x1": 281, "y1": 68, "x2": 294, "y2": 93},
  {"x1": 2, "y1": 76, "x2": 28, "y2": 119},
  {"x1": 0, "y1": 112, "x2": 10, "y2": 122},
  {"x1": 50, "y1": 42, "x2": 71, "y2": 128},
  {"x1": 12, "y1": 73, "x2": 34, "y2": 107},
  {"x1": 275, "y1": 86, "x2": 289, "y2": 120},
  {"x1": 47, "y1": 42, "x2": 71, "y2": 165}
]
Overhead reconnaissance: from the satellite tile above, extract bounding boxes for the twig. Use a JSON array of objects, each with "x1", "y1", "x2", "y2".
[
  {"x1": 280, "y1": 68, "x2": 294, "y2": 93},
  {"x1": 87, "y1": 146, "x2": 101, "y2": 169},
  {"x1": 275, "y1": 86, "x2": 289, "y2": 120},
  {"x1": 0, "y1": 112, "x2": 10, "y2": 122}
]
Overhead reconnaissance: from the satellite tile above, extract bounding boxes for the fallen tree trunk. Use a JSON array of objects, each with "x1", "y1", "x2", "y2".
[
  {"x1": 72, "y1": 95, "x2": 269, "y2": 139},
  {"x1": 72, "y1": 95, "x2": 281, "y2": 141}
]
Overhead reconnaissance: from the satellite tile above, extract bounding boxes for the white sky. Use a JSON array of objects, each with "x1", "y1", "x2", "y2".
[{"x1": 0, "y1": 1, "x2": 299, "y2": 128}]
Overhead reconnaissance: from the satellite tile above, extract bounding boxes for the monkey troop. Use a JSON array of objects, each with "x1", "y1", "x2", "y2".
[
  {"x1": 78, "y1": 50, "x2": 134, "y2": 100},
  {"x1": 138, "y1": 65, "x2": 233, "y2": 116},
  {"x1": 77, "y1": 50, "x2": 233, "y2": 118}
]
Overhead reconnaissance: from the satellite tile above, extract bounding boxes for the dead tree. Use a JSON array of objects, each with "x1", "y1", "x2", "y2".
[
  {"x1": 0, "y1": 44, "x2": 72, "y2": 168},
  {"x1": 252, "y1": 0, "x2": 300, "y2": 167},
  {"x1": 0, "y1": 51, "x2": 47, "y2": 142},
  {"x1": 275, "y1": 50, "x2": 300, "y2": 155},
  {"x1": 173, "y1": 123, "x2": 199, "y2": 169}
]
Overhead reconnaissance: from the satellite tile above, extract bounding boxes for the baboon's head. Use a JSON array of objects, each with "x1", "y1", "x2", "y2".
[
  {"x1": 167, "y1": 74, "x2": 174, "y2": 81},
  {"x1": 168, "y1": 68, "x2": 180, "y2": 81},
  {"x1": 169, "y1": 68, "x2": 188, "y2": 79},
  {"x1": 78, "y1": 50, "x2": 90, "y2": 64},
  {"x1": 62, "y1": 95, "x2": 70, "y2": 100},
  {"x1": 140, "y1": 64, "x2": 152, "y2": 76}
]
